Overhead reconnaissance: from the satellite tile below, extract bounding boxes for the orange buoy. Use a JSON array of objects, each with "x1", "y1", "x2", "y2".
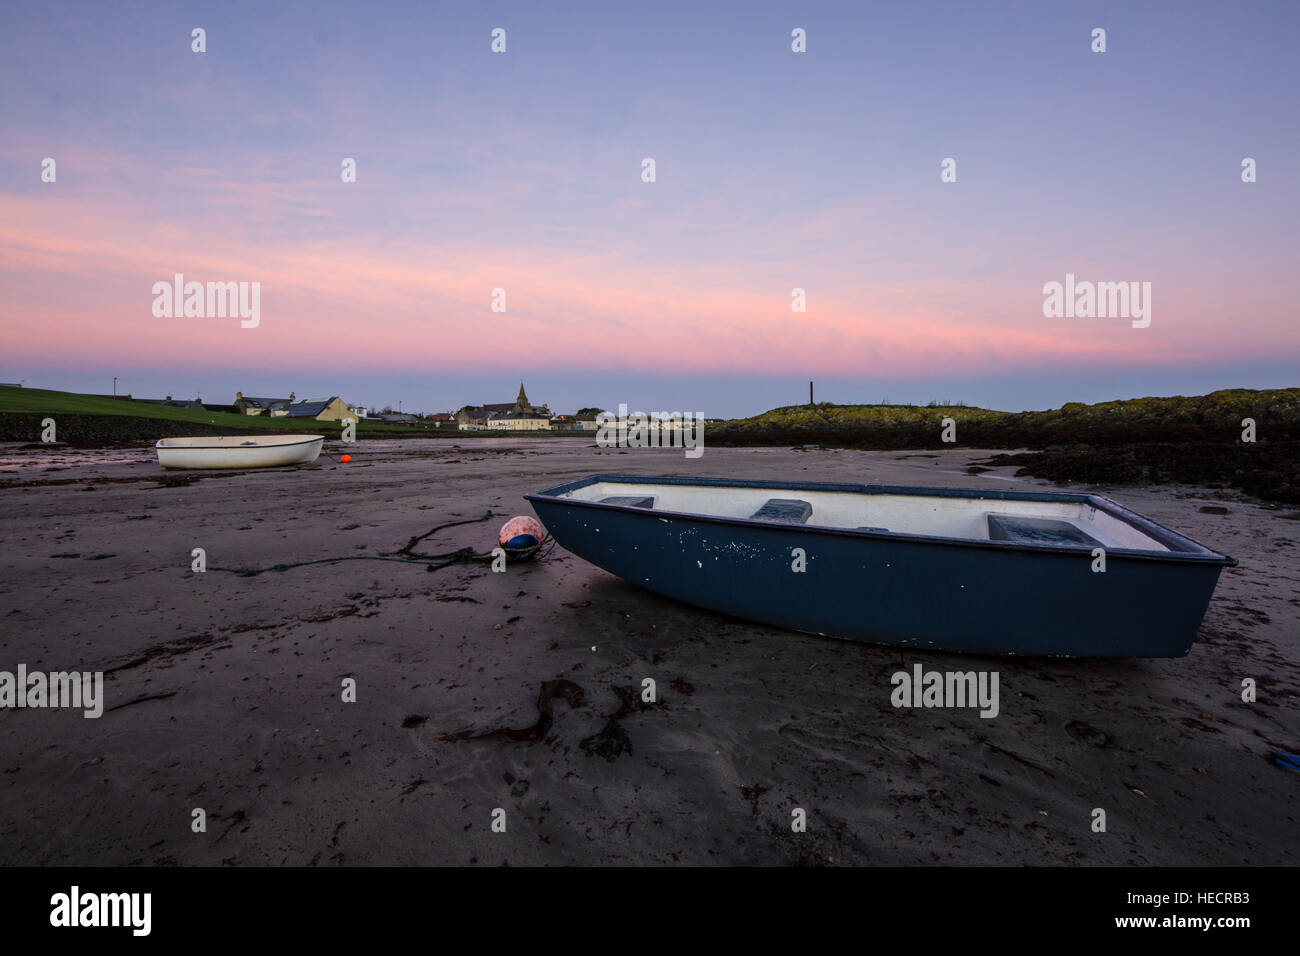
[
  {"x1": 341, "y1": 454, "x2": 351, "y2": 463},
  {"x1": 499, "y1": 515, "x2": 545, "y2": 559}
]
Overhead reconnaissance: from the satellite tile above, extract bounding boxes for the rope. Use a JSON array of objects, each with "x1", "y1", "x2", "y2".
[
  {"x1": 208, "y1": 510, "x2": 553, "y2": 577},
  {"x1": 392, "y1": 512, "x2": 500, "y2": 557},
  {"x1": 208, "y1": 552, "x2": 480, "y2": 577}
]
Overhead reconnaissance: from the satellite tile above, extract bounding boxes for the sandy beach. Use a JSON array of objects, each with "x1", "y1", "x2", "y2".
[{"x1": 0, "y1": 438, "x2": 1296, "y2": 866}]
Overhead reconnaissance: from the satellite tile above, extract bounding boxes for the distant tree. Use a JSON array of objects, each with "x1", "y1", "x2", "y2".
[
  {"x1": 576, "y1": 407, "x2": 605, "y2": 416},
  {"x1": 380, "y1": 405, "x2": 394, "y2": 415}
]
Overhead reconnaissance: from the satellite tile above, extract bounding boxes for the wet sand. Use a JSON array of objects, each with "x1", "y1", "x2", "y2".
[{"x1": 0, "y1": 439, "x2": 1297, "y2": 866}]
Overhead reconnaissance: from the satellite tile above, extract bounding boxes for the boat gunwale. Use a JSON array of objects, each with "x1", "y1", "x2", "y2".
[
  {"x1": 155, "y1": 435, "x2": 325, "y2": 450},
  {"x1": 526, "y1": 474, "x2": 1239, "y2": 567}
]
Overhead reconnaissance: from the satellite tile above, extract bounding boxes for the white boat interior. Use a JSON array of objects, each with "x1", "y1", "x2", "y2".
[{"x1": 556, "y1": 480, "x2": 1171, "y2": 551}]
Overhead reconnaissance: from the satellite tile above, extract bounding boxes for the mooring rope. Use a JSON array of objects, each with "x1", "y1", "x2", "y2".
[{"x1": 207, "y1": 511, "x2": 552, "y2": 577}]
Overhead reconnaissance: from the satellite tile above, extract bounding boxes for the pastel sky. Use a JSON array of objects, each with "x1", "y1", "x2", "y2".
[{"x1": 1, "y1": 0, "x2": 1297, "y2": 416}]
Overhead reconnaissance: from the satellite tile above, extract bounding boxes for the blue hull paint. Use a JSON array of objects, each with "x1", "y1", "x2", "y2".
[{"x1": 527, "y1": 476, "x2": 1236, "y2": 658}]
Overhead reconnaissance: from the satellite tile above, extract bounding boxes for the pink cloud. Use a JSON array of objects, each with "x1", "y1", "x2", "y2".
[{"x1": 2, "y1": 180, "x2": 1296, "y2": 380}]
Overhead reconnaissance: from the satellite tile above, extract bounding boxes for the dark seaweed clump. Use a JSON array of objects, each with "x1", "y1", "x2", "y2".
[{"x1": 982, "y1": 441, "x2": 1300, "y2": 504}]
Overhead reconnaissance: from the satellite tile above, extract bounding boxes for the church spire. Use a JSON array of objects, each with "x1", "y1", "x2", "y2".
[{"x1": 516, "y1": 381, "x2": 529, "y2": 410}]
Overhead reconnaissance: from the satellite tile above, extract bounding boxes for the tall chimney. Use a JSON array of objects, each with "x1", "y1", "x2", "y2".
[{"x1": 809, "y1": 381, "x2": 814, "y2": 405}]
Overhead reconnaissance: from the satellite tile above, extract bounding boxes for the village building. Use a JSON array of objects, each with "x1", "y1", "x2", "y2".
[
  {"x1": 550, "y1": 414, "x2": 599, "y2": 432},
  {"x1": 457, "y1": 383, "x2": 551, "y2": 430},
  {"x1": 456, "y1": 406, "x2": 502, "y2": 429},
  {"x1": 488, "y1": 408, "x2": 551, "y2": 430},
  {"x1": 551, "y1": 413, "x2": 600, "y2": 432},
  {"x1": 283, "y1": 397, "x2": 355, "y2": 422},
  {"x1": 233, "y1": 391, "x2": 360, "y2": 422},
  {"x1": 234, "y1": 392, "x2": 294, "y2": 416}
]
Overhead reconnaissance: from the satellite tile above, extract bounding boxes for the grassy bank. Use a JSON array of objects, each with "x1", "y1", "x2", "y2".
[
  {"x1": 0, "y1": 386, "x2": 599, "y2": 443},
  {"x1": 709, "y1": 387, "x2": 1300, "y2": 503},
  {"x1": 710, "y1": 388, "x2": 1300, "y2": 447},
  {"x1": 0, "y1": 385, "x2": 432, "y2": 442}
]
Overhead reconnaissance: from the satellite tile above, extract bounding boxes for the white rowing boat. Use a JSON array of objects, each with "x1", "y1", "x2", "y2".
[{"x1": 155, "y1": 435, "x2": 324, "y2": 470}]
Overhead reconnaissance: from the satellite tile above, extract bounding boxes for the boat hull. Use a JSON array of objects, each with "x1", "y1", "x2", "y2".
[
  {"x1": 155, "y1": 435, "x2": 324, "y2": 469},
  {"x1": 528, "y1": 479, "x2": 1233, "y2": 658}
]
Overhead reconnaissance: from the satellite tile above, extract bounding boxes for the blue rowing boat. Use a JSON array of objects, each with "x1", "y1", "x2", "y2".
[{"x1": 525, "y1": 475, "x2": 1237, "y2": 658}]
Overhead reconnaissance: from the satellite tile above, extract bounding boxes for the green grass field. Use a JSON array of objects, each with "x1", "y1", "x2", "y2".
[{"x1": 0, "y1": 385, "x2": 411, "y2": 434}]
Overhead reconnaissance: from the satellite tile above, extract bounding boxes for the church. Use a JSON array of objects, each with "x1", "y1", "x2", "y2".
[{"x1": 456, "y1": 383, "x2": 552, "y2": 430}]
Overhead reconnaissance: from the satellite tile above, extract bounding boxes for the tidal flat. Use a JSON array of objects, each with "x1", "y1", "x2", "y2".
[{"x1": 0, "y1": 439, "x2": 1295, "y2": 865}]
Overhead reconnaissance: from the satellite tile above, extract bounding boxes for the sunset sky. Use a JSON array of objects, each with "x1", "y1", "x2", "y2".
[{"x1": 2, "y1": 0, "x2": 1297, "y2": 417}]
